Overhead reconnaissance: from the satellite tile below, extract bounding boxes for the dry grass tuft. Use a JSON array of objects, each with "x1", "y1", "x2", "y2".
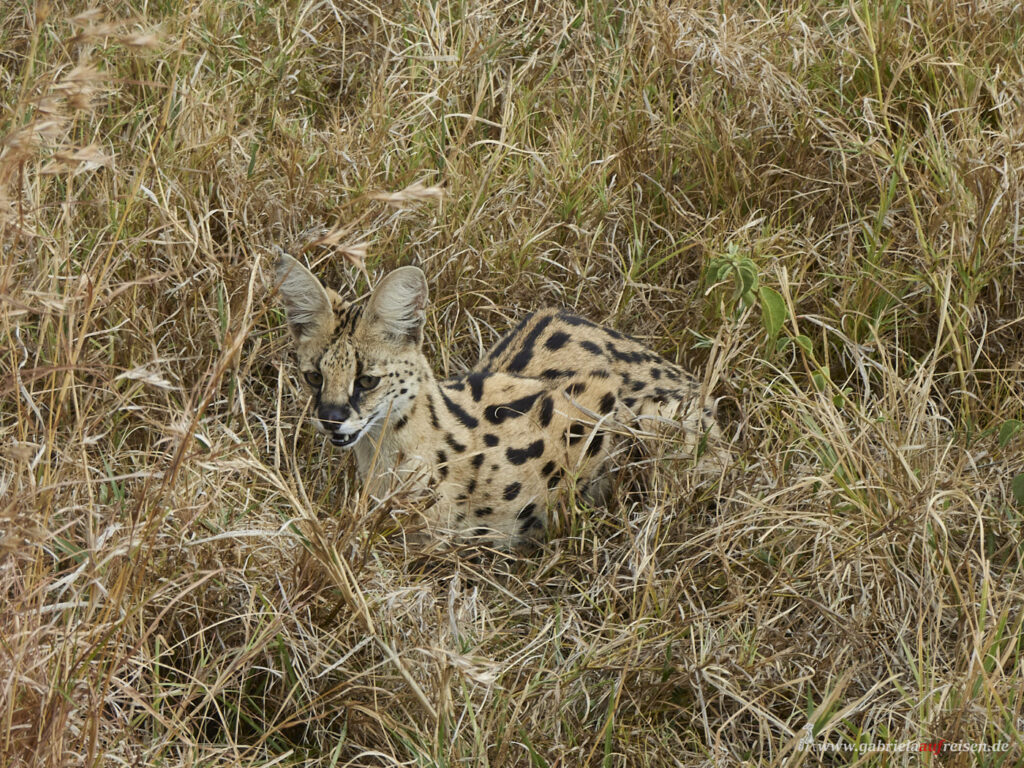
[{"x1": 2, "y1": 1, "x2": 1023, "y2": 766}]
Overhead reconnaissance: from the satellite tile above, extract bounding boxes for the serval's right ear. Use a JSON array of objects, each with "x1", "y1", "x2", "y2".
[
  {"x1": 274, "y1": 251, "x2": 334, "y2": 342},
  {"x1": 362, "y1": 266, "x2": 428, "y2": 345}
]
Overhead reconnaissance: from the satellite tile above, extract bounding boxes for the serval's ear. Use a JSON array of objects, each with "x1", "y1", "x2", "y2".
[
  {"x1": 274, "y1": 252, "x2": 333, "y2": 342},
  {"x1": 363, "y1": 266, "x2": 428, "y2": 344}
]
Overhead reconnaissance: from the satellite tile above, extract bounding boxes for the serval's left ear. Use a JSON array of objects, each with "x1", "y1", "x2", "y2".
[
  {"x1": 363, "y1": 266, "x2": 428, "y2": 345},
  {"x1": 274, "y1": 252, "x2": 334, "y2": 342}
]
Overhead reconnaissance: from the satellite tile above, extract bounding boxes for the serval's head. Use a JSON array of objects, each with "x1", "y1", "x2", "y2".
[{"x1": 274, "y1": 252, "x2": 427, "y2": 449}]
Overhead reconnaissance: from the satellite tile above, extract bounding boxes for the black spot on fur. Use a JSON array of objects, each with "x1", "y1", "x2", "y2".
[
  {"x1": 503, "y1": 481, "x2": 521, "y2": 501},
  {"x1": 520, "y1": 515, "x2": 543, "y2": 534},
  {"x1": 427, "y1": 395, "x2": 441, "y2": 429},
  {"x1": 544, "y1": 331, "x2": 570, "y2": 351},
  {"x1": 538, "y1": 395, "x2": 554, "y2": 427},
  {"x1": 439, "y1": 389, "x2": 479, "y2": 428},
  {"x1": 507, "y1": 314, "x2": 554, "y2": 373},
  {"x1": 446, "y1": 433, "x2": 467, "y2": 453},
  {"x1": 599, "y1": 392, "x2": 616, "y2": 414},
  {"x1": 517, "y1": 503, "x2": 536, "y2": 519},
  {"x1": 483, "y1": 433, "x2": 499, "y2": 447},
  {"x1": 484, "y1": 392, "x2": 540, "y2": 424},
  {"x1": 590, "y1": 369, "x2": 610, "y2": 379},
  {"x1": 651, "y1": 367, "x2": 662, "y2": 380},
  {"x1": 631, "y1": 380, "x2": 646, "y2": 392},
  {"x1": 547, "y1": 469, "x2": 564, "y2": 489},
  {"x1": 471, "y1": 453, "x2": 484, "y2": 469},
  {"x1": 436, "y1": 450, "x2": 448, "y2": 479},
  {"x1": 392, "y1": 412, "x2": 410, "y2": 431},
  {"x1": 580, "y1": 340, "x2": 602, "y2": 355},
  {"x1": 506, "y1": 439, "x2": 545, "y2": 465},
  {"x1": 467, "y1": 478, "x2": 477, "y2": 494},
  {"x1": 567, "y1": 423, "x2": 589, "y2": 445},
  {"x1": 474, "y1": 507, "x2": 493, "y2": 517},
  {"x1": 585, "y1": 431, "x2": 605, "y2": 457},
  {"x1": 541, "y1": 460, "x2": 556, "y2": 477},
  {"x1": 565, "y1": 381, "x2": 587, "y2": 397}
]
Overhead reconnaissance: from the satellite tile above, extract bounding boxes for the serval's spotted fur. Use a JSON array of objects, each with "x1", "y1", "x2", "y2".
[{"x1": 275, "y1": 253, "x2": 723, "y2": 549}]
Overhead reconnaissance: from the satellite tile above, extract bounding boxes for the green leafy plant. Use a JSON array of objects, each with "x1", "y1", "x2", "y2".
[{"x1": 706, "y1": 243, "x2": 789, "y2": 347}]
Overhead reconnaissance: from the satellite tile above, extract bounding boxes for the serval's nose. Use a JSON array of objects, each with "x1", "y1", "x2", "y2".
[{"x1": 317, "y1": 403, "x2": 351, "y2": 431}]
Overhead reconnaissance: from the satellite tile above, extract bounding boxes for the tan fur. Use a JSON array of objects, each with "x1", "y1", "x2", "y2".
[{"x1": 275, "y1": 253, "x2": 723, "y2": 549}]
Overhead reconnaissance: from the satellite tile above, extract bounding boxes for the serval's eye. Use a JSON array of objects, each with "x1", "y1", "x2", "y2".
[
  {"x1": 304, "y1": 370, "x2": 323, "y2": 389},
  {"x1": 355, "y1": 374, "x2": 380, "y2": 391}
]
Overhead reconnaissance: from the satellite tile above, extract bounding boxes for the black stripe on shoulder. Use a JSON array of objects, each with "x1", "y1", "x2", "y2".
[
  {"x1": 507, "y1": 313, "x2": 555, "y2": 374},
  {"x1": 426, "y1": 394, "x2": 441, "y2": 429},
  {"x1": 557, "y1": 310, "x2": 642, "y2": 344},
  {"x1": 467, "y1": 372, "x2": 490, "y2": 402},
  {"x1": 606, "y1": 342, "x2": 645, "y2": 364},
  {"x1": 541, "y1": 368, "x2": 576, "y2": 380},
  {"x1": 484, "y1": 312, "x2": 535, "y2": 365},
  {"x1": 439, "y1": 389, "x2": 479, "y2": 428},
  {"x1": 556, "y1": 311, "x2": 599, "y2": 328}
]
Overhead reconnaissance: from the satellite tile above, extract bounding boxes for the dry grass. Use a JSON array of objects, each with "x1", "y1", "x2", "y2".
[{"x1": 2, "y1": 1, "x2": 1023, "y2": 765}]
